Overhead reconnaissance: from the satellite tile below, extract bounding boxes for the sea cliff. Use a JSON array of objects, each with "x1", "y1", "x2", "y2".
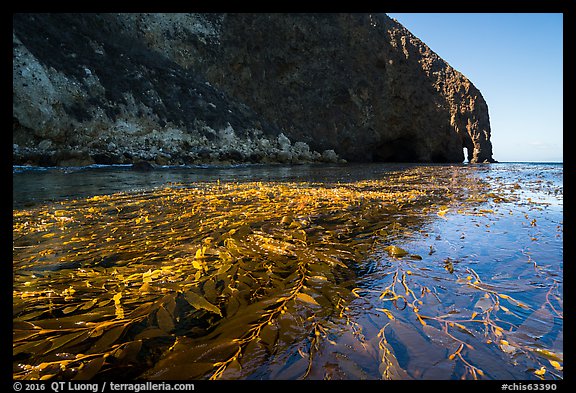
[{"x1": 13, "y1": 13, "x2": 495, "y2": 166}]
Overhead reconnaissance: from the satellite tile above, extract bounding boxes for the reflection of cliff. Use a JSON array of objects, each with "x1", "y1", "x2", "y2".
[{"x1": 13, "y1": 13, "x2": 495, "y2": 166}]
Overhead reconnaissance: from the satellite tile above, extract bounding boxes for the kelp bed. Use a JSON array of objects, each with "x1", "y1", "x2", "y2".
[{"x1": 13, "y1": 165, "x2": 563, "y2": 380}]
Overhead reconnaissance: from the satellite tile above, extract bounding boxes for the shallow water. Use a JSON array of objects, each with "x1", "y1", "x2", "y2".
[
  {"x1": 12, "y1": 163, "x2": 563, "y2": 380},
  {"x1": 12, "y1": 163, "x2": 419, "y2": 209}
]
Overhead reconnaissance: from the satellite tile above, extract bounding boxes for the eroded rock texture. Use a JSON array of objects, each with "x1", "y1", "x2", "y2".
[{"x1": 13, "y1": 13, "x2": 495, "y2": 166}]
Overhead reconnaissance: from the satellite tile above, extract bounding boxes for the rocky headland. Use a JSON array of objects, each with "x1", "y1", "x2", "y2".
[{"x1": 13, "y1": 13, "x2": 495, "y2": 167}]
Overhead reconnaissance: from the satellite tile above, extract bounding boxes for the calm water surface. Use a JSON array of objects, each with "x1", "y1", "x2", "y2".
[
  {"x1": 13, "y1": 163, "x2": 419, "y2": 208},
  {"x1": 13, "y1": 163, "x2": 563, "y2": 380}
]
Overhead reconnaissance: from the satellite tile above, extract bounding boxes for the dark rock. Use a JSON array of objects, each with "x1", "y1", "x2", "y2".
[
  {"x1": 54, "y1": 150, "x2": 95, "y2": 167},
  {"x1": 321, "y1": 150, "x2": 339, "y2": 163},
  {"x1": 132, "y1": 160, "x2": 155, "y2": 171},
  {"x1": 192, "y1": 14, "x2": 494, "y2": 163},
  {"x1": 219, "y1": 149, "x2": 245, "y2": 162},
  {"x1": 248, "y1": 152, "x2": 264, "y2": 163},
  {"x1": 92, "y1": 152, "x2": 122, "y2": 165},
  {"x1": 154, "y1": 154, "x2": 171, "y2": 166},
  {"x1": 13, "y1": 13, "x2": 495, "y2": 165}
]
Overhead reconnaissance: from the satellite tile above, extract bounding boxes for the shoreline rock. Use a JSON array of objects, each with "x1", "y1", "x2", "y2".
[{"x1": 13, "y1": 13, "x2": 495, "y2": 166}]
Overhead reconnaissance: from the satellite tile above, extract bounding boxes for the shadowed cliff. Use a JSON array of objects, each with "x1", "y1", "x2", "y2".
[{"x1": 13, "y1": 13, "x2": 495, "y2": 166}]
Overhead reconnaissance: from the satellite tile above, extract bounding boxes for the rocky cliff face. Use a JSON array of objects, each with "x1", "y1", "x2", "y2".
[{"x1": 13, "y1": 13, "x2": 495, "y2": 166}]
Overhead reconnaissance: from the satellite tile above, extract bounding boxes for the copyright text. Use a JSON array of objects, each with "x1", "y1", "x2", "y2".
[{"x1": 13, "y1": 382, "x2": 195, "y2": 393}]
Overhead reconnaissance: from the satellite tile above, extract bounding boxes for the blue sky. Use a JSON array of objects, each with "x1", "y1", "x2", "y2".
[{"x1": 387, "y1": 13, "x2": 563, "y2": 163}]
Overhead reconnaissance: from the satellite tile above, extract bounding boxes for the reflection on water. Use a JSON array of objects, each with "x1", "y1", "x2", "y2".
[
  {"x1": 13, "y1": 163, "x2": 427, "y2": 209},
  {"x1": 13, "y1": 163, "x2": 563, "y2": 380}
]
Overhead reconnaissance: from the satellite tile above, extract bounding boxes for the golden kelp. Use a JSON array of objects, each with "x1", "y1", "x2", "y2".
[{"x1": 13, "y1": 166, "x2": 563, "y2": 380}]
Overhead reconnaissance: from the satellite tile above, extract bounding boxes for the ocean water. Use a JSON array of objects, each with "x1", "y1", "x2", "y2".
[
  {"x1": 12, "y1": 162, "x2": 563, "y2": 380},
  {"x1": 13, "y1": 162, "x2": 427, "y2": 208}
]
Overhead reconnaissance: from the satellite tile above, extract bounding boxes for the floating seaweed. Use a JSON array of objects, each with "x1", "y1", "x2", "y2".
[{"x1": 13, "y1": 165, "x2": 563, "y2": 380}]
